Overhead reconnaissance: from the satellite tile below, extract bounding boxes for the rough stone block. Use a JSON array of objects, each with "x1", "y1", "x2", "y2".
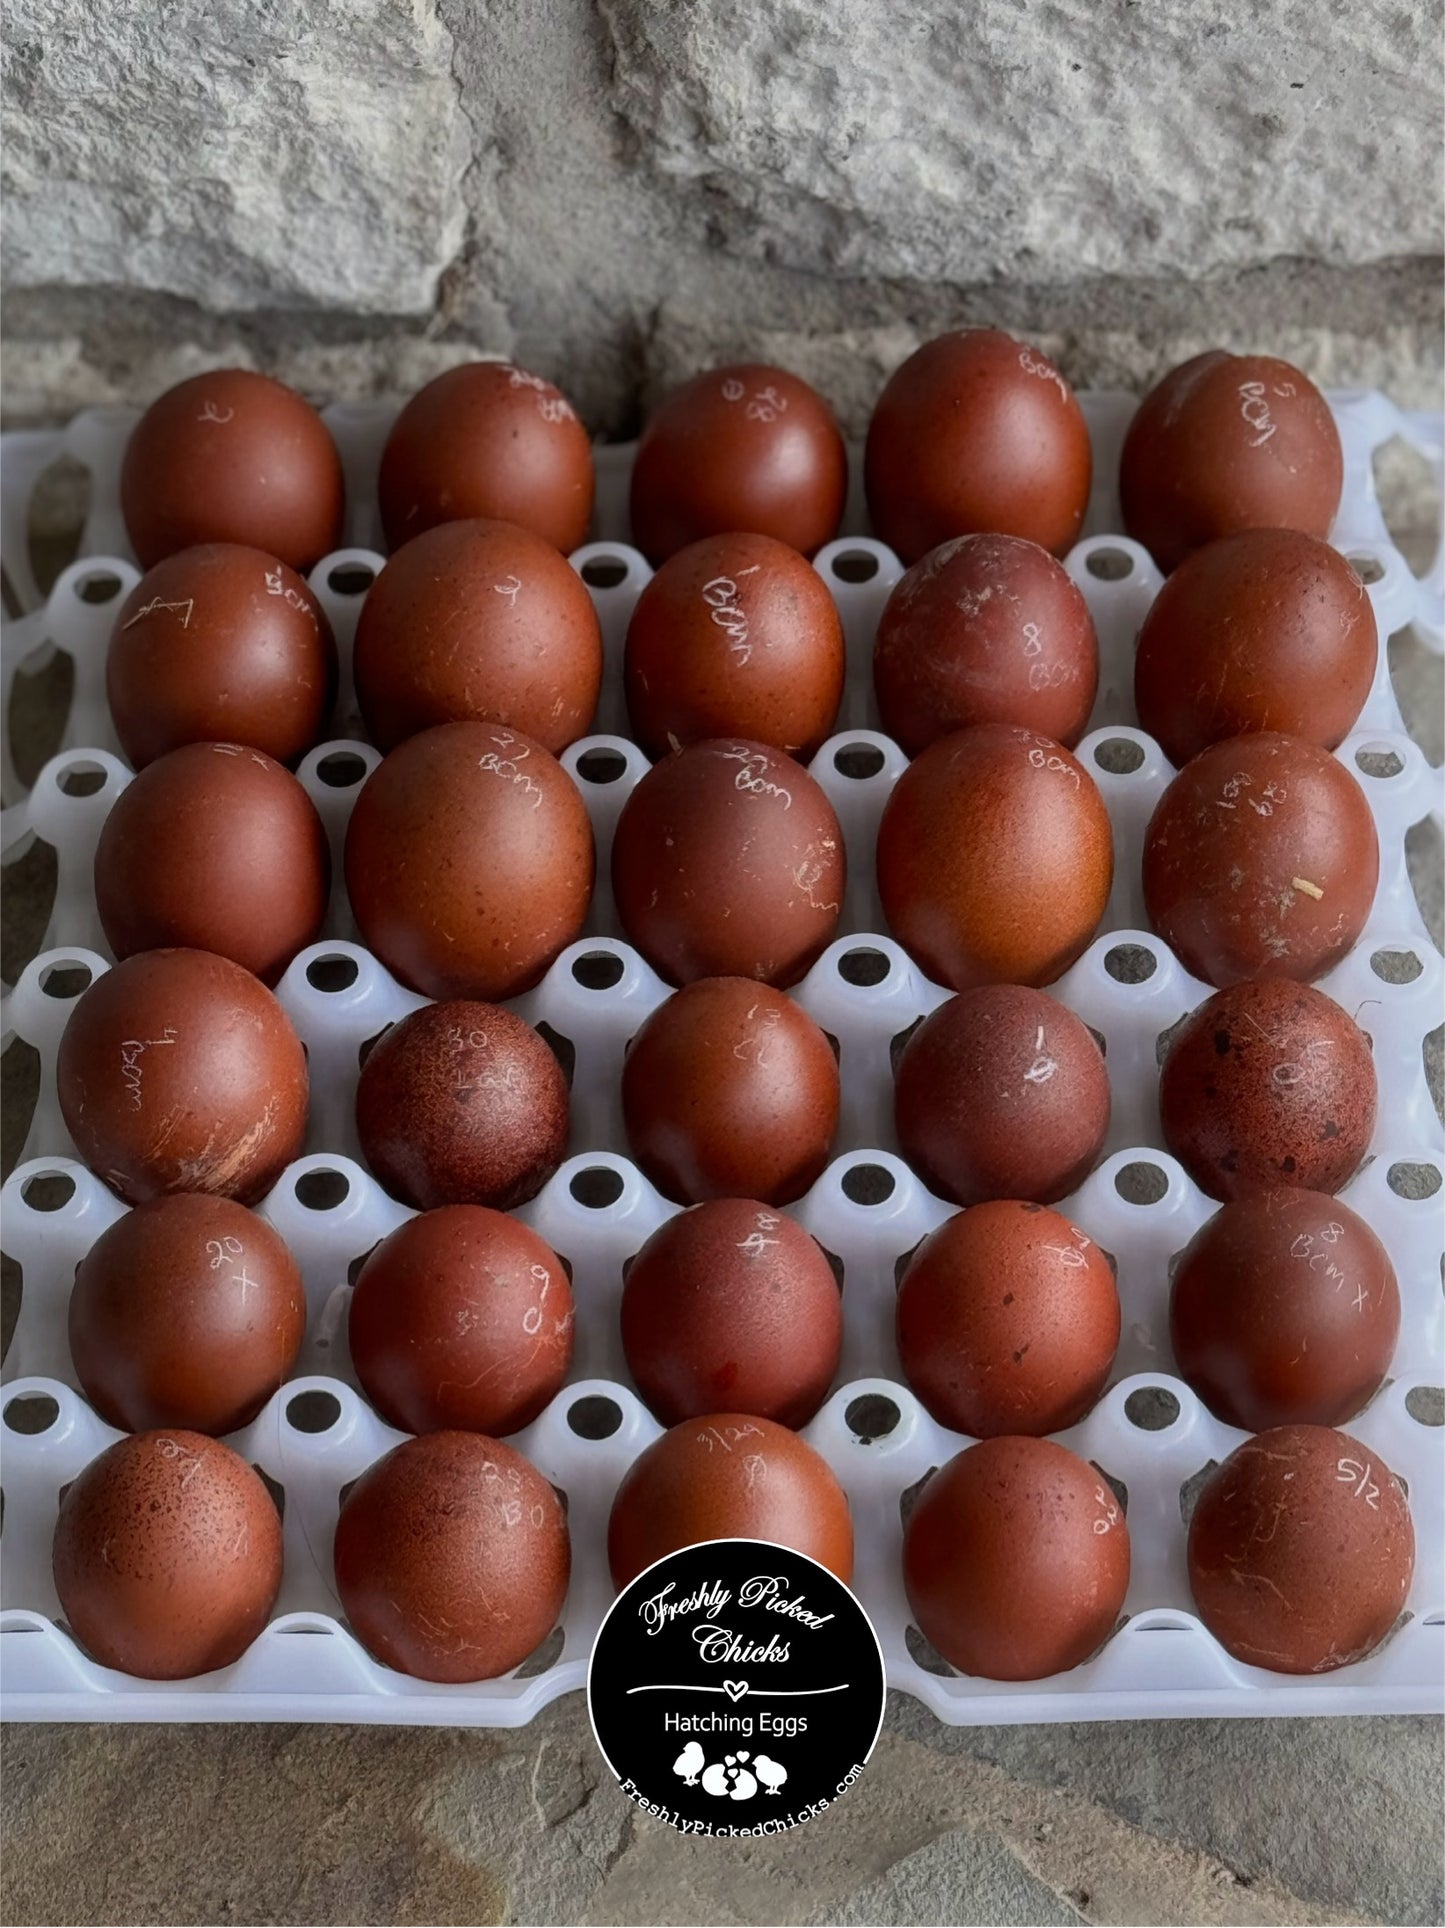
[
  {"x1": 1, "y1": 0, "x2": 467, "y2": 314},
  {"x1": 601, "y1": 0, "x2": 1440, "y2": 284}
]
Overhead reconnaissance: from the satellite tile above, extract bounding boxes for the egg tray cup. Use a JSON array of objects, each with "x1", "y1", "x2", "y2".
[{"x1": 1, "y1": 390, "x2": 1442, "y2": 1728}]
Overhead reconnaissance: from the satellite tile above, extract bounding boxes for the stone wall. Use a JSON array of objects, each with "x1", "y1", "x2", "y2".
[{"x1": 2, "y1": 0, "x2": 1441, "y2": 430}]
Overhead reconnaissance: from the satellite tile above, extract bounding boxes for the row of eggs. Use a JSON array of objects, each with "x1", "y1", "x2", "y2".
[
  {"x1": 115, "y1": 334, "x2": 1344, "y2": 581},
  {"x1": 52, "y1": 1371, "x2": 1414, "y2": 1693},
  {"x1": 85, "y1": 713, "x2": 1382, "y2": 1014},
  {"x1": 110, "y1": 492, "x2": 1374, "y2": 783}
]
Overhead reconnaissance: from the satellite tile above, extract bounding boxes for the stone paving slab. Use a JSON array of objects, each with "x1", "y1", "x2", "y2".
[{"x1": 2, "y1": 1703, "x2": 1442, "y2": 1926}]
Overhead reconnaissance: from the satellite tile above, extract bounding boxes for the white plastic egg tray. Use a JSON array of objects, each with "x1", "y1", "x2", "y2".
[{"x1": 1, "y1": 389, "x2": 1441, "y2": 1727}]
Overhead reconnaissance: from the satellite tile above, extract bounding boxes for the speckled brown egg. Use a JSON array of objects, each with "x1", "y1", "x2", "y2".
[
  {"x1": 334, "y1": 1431, "x2": 570, "y2": 1682},
  {"x1": 1134, "y1": 530, "x2": 1377, "y2": 768},
  {"x1": 94, "y1": 742, "x2": 330, "y2": 986},
  {"x1": 353, "y1": 518, "x2": 603, "y2": 755},
  {"x1": 58, "y1": 949, "x2": 309, "y2": 1206},
  {"x1": 1171, "y1": 1189, "x2": 1399, "y2": 1431},
  {"x1": 1120, "y1": 353, "x2": 1344, "y2": 574},
  {"x1": 1158, "y1": 978, "x2": 1376, "y2": 1202},
  {"x1": 121, "y1": 370, "x2": 344, "y2": 572},
  {"x1": 1143, "y1": 732, "x2": 1378, "y2": 987},
  {"x1": 349, "y1": 1206, "x2": 573, "y2": 1437},
  {"x1": 107, "y1": 543, "x2": 337, "y2": 769},
  {"x1": 876, "y1": 724, "x2": 1113, "y2": 992},
  {"x1": 612, "y1": 738, "x2": 845, "y2": 987},
  {"x1": 624, "y1": 532, "x2": 846, "y2": 759},
  {"x1": 629, "y1": 365, "x2": 847, "y2": 564},
  {"x1": 897, "y1": 1203, "x2": 1119, "y2": 1437},
  {"x1": 1187, "y1": 1425, "x2": 1413, "y2": 1674},
  {"x1": 903, "y1": 1437, "x2": 1130, "y2": 1680},
  {"x1": 874, "y1": 534, "x2": 1099, "y2": 752},
  {"x1": 69, "y1": 1194, "x2": 306, "y2": 1436},
  {"x1": 344, "y1": 722, "x2": 594, "y2": 1001},
  {"x1": 621, "y1": 978, "x2": 840, "y2": 1205},
  {"x1": 894, "y1": 985, "x2": 1110, "y2": 1207},
  {"x1": 378, "y1": 362, "x2": 593, "y2": 554},
  {"x1": 608, "y1": 1414, "x2": 853, "y2": 1589},
  {"x1": 354, "y1": 999, "x2": 569, "y2": 1211},
  {"x1": 621, "y1": 1200, "x2": 843, "y2": 1426},
  {"x1": 865, "y1": 331, "x2": 1092, "y2": 565},
  {"x1": 52, "y1": 1430, "x2": 283, "y2": 1679}
]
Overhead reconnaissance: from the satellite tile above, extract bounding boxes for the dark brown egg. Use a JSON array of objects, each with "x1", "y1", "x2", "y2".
[
  {"x1": 378, "y1": 362, "x2": 593, "y2": 554},
  {"x1": 52, "y1": 1430, "x2": 283, "y2": 1679},
  {"x1": 621, "y1": 1200, "x2": 843, "y2": 1426},
  {"x1": 1171, "y1": 1189, "x2": 1399, "y2": 1430},
  {"x1": 334, "y1": 1431, "x2": 570, "y2": 1682},
  {"x1": 1187, "y1": 1425, "x2": 1413, "y2": 1673},
  {"x1": 1134, "y1": 530, "x2": 1377, "y2": 767},
  {"x1": 354, "y1": 999, "x2": 569, "y2": 1211},
  {"x1": 121, "y1": 370, "x2": 344, "y2": 572},
  {"x1": 612, "y1": 739, "x2": 844, "y2": 987},
  {"x1": 894, "y1": 985, "x2": 1110, "y2": 1206},
  {"x1": 897, "y1": 1203, "x2": 1119, "y2": 1437},
  {"x1": 621, "y1": 978, "x2": 840, "y2": 1205},
  {"x1": 1159, "y1": 978, "x2": 1376, "y2": 1201},
  {"x1": 344, "y1": 721, "x2": 594, "y2": 1001},
  {"x1": 353, "y1": 518, "x2": 603, "y2": 755},
  {"x1": 58, "y1": 949, "x2": 309, "y2": 1206},
  {"x1": 1120, "y1": 353, "x2": 1344, "y2": 574},
  {"x1": 864, "y1": 331, "x2": 1092, "y2": 565},
  {"x1": 903, "y1": 1437, "x2": 1130, "y2": 1680},
  {"x1": 69, "y1": 1194, "x2": 305, "y2": 1436},
  {"x1": 1143, "y1": 732, "x2": 1378, "y2": 987},
  {"x1": 624, "y1": 532, "x2": 846, "y2": 759},
  {"x1": 94, "y1": 742, "x2": 329, "y2": 986},
  {"x1": 607, "y1": 1414, "x2": 853, "y2": 1589},
  {"x1": 874, "y1": 534, "x2": 1099, "y2": 752},
  {"x1": 629, "y1": 365, "x2": 847, "y2": 564},
  {"x1": 349, "y1": 1206, "x2": 573, "y2": 1436},
  {"x1": 107, "y1": 543, "x2": 337, "y2": 769},
  {"x1": 876, "y1": 724, "x2": 1113, "y2": 992}
]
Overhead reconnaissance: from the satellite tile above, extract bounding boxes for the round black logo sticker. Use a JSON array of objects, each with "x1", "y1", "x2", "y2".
[{"x1": 587, "y1": 1539, "x2": 885, "y2": 1836}]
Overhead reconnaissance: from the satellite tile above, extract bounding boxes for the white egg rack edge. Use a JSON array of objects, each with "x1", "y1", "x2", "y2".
[{"x1": 0, "y1": 390, "x2": 1441, "y2": 1727}]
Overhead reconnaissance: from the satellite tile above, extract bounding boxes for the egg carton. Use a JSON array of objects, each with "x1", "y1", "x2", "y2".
[{"x1": 0, "y1": 390, "x2": 1441, "y2": 1728}]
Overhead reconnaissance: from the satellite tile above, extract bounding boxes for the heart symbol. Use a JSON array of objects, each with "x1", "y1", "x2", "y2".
[{"x1": 722, "y1": 1679, "x2": 748, "y2": 1702}]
